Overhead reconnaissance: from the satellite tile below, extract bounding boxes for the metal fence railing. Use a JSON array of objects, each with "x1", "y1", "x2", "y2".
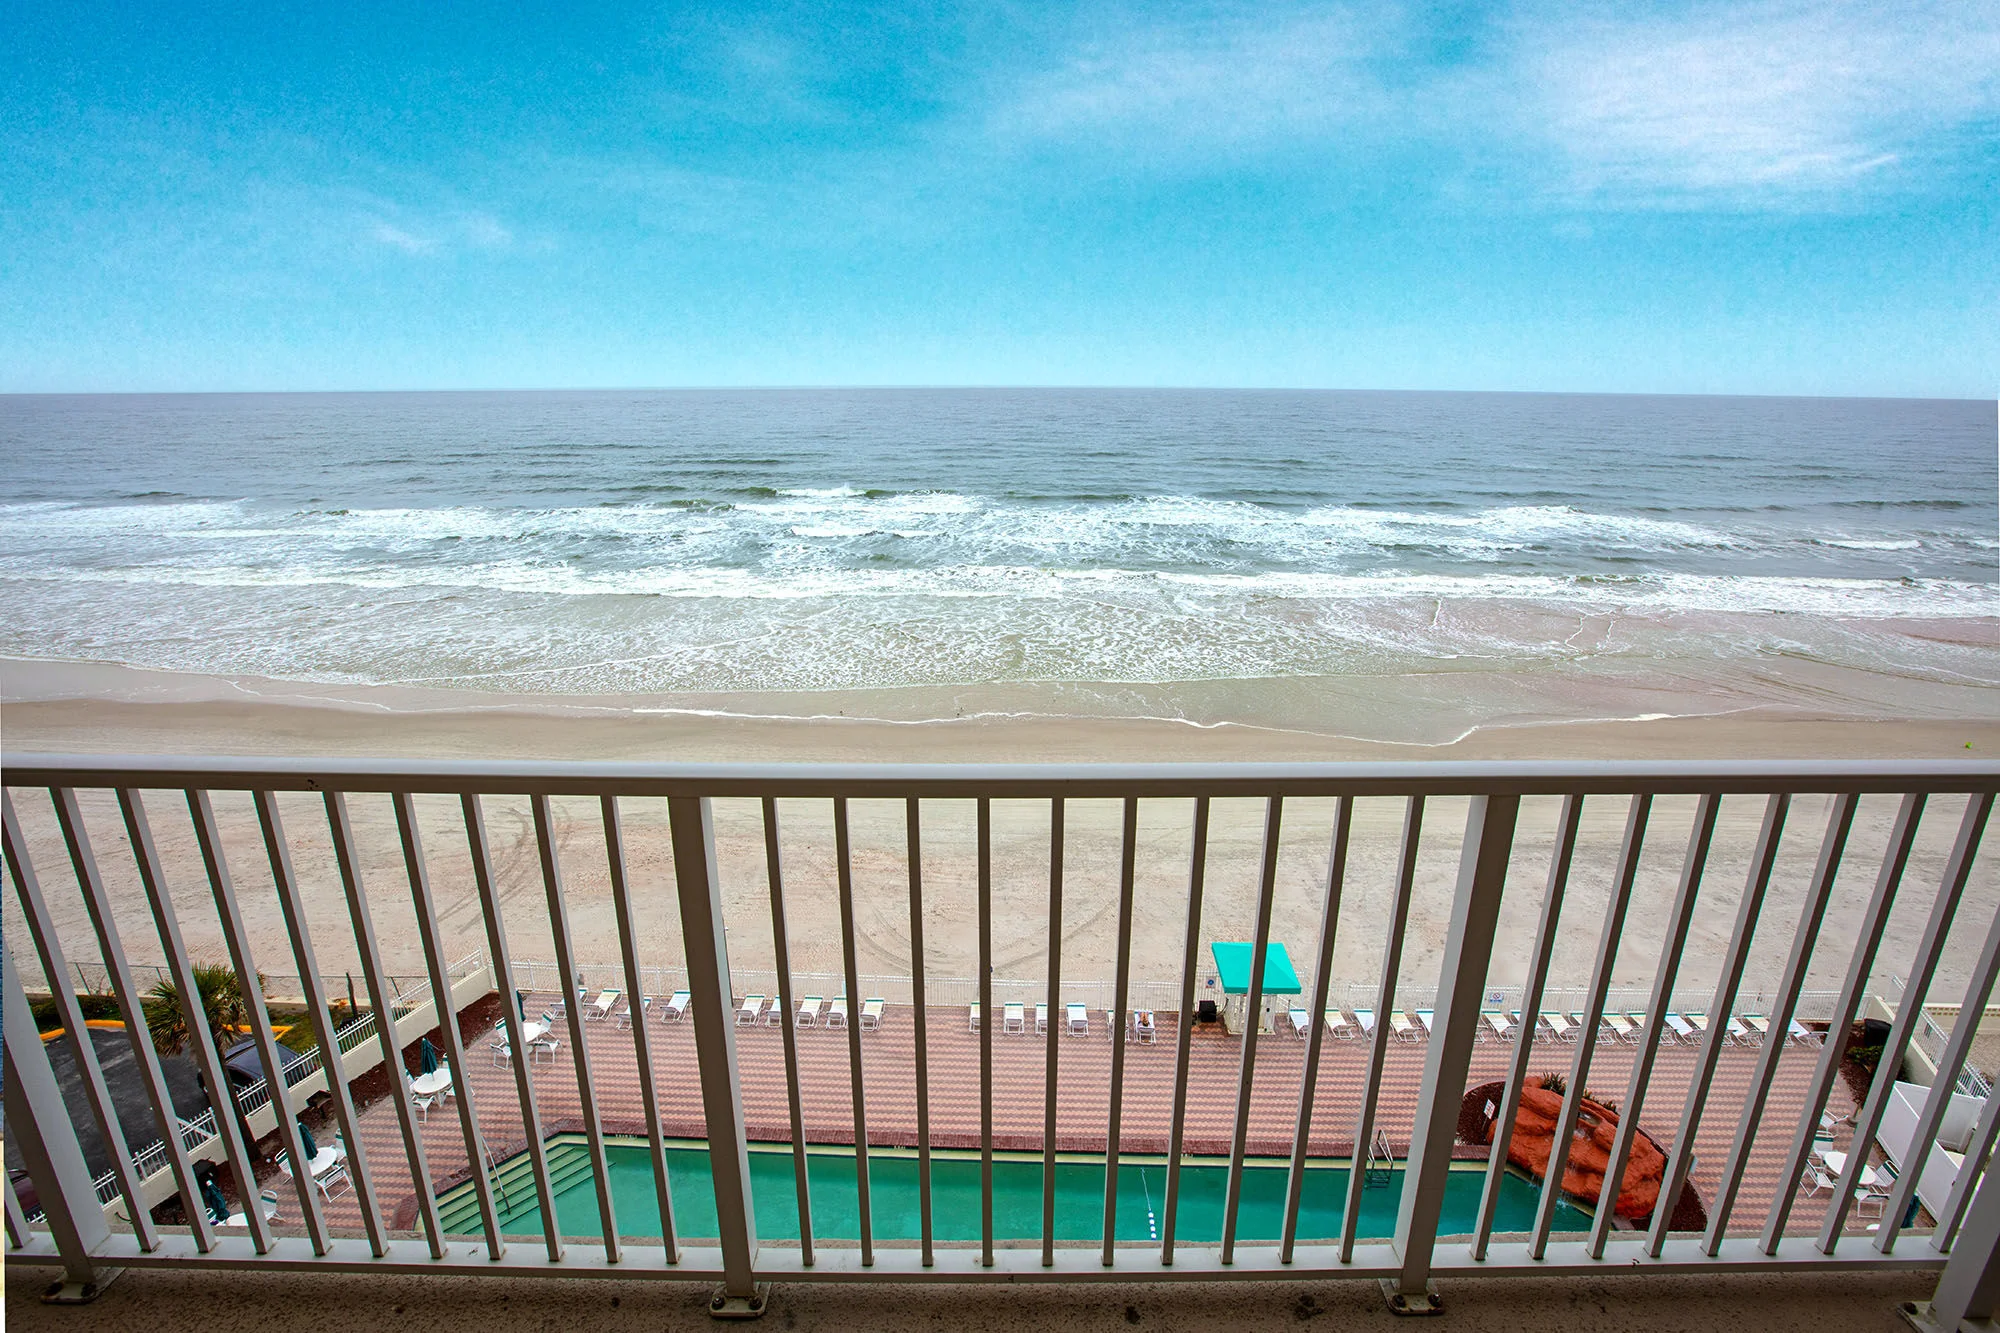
[{"x1": 5, "y1": 756, "x2": 1999, "y2": 1322}]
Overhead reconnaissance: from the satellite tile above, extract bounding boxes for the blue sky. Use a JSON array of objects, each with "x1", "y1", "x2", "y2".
[{"x1": 3, "y1": 1, "x2": 1996, "y2": 395}]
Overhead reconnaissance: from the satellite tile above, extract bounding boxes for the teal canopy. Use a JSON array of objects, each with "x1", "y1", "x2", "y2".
[{"x1": 1209, "y1": 941, "x2": 1302, "y2": 996}]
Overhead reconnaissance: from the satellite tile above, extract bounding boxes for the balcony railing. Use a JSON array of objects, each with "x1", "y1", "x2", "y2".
[{"x1": 4, "y1": 755, "x2": 1999, "y2": 1326}]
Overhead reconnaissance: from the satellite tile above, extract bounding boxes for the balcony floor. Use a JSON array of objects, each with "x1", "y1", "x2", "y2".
[{"x1": 2, "y1": 1263, "x2": 1943, "y2": 1333}]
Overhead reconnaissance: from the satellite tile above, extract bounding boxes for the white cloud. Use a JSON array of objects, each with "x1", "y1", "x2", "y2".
[
  {"x1": 1516, "y1": 1, "x2": 2000, "y2": 201},
  {"x1": 368, "y1": 221, "x2": 435, "y2": 253}
]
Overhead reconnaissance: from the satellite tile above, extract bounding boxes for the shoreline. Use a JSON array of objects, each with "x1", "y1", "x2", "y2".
[{"x1": 4, "y1": 654, "x2": 1999, "y2": 763}]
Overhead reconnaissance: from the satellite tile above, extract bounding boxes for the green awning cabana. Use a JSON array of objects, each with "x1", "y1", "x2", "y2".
[{"x1": 1209, "y1": 941, "x2": 1302, "y2": 996}]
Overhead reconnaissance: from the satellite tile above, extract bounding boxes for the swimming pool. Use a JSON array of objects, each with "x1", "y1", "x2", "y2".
[{"x1": 441, "y1": 1138, "x2": 1550, "y2": 1244}]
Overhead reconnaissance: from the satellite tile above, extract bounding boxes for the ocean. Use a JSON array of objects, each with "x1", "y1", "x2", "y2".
[{"x1": 1, "y1": 389, "x2": 1994, "y2": 721}]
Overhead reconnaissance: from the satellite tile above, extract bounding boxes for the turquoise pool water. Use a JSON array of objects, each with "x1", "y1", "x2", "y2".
[{"x1": 451, "y1": 1141, "x2": 1546, "y2": 1244}]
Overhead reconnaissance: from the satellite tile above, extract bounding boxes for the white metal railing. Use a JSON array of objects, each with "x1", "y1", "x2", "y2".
[{"x1": 4, "y1": 756, "x2": 1999, "y2": 1323}]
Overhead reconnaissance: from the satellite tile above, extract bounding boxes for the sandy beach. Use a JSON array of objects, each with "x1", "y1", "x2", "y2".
[{"x1": 7, "y1": 658, "x2": 1999, "y2": 1041}]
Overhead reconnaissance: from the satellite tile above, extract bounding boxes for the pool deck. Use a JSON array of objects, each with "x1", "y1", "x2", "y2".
[{"x1": 296, "y1": 993, "x2": 1873, "y2": 1242}]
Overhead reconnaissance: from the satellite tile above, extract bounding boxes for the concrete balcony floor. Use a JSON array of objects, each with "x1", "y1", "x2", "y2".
[{"x1": 4, "y1": 1266, "x2": 1942, "y2": 1333}]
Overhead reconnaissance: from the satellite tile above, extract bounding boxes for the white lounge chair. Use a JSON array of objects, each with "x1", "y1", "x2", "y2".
[
  {"x1": 1355, "y1": 1008, "x2": 1377, "y2": 1037},
  {"x1": 968, "y1": 1001, "x2": 981, "y2": 1031},
  {"x1": 617, "y1": 996, "x2": 653, "y2": 1029},
  {"x1": 1665, "y1": 1013, "x2": 1696, "y2": 1043},
  {"x1": 1604, "y1": 1014, "x2": 1635, "y2": 1043},
  {"x1": 1066, "y1": 1002, "x2": 1089, "y2": 1036},
  {"x1": 1742, "y1": 1014, "x2": 1770, "y2": 1044},
  {"x1": 1415, "y1": 1009, "x2": 1436, "y2": 1039},
  {"x1": 1686, "y1": 1012, "x2": 1712, "y2": 1040},
  {"x1": 1287, "y1": 1007, "x2": 1311, "y2": 1039},
  {"x1": 737, "y1": 994, "x2": 765, "y2": 1026},
  {"x1": 797, "y1": 996, "x2": 824, "y2": 1027},
  {"x1": 1325, "y1": 1009, "x2": 1353, "y2": 1039},
  {"x1": 1544, "y1": 1012, "x2": 1576, "y2": 1043},
  {"x1": 1790, "y1": 1019, "x2": 1820, "y2": 1045},
  {"x1": 1390, "y1": 1010, "x2": 1417, "y2": 1042},
  {"x1": 825, "y1": 996, "x2": 849, "y2": 1029},
  {"x1": 585, "y1": 988, "x2": 620, "y2": 1021},
  {"x1": 1133, "y1": 1009, "x2": 1156, "y2": 1043},
  {"x1": 761, "y1": 996, "x2": 786, "y2": 1026},
  {"x1": 860, "y1": 998, "x2": 885, "y2": 1030},
  {"x1": 664, "y1": 990, "x2": 691, "y2": 1022},
  {"x1": 1482, "y1": 1010, "x2": 1514, "y2": 1042},
  {"x1": 1002, "y1": 1001, "x2": 1025, "y2": 1033},
  {"x1": 1034, "y1": 1001, "x2": 1050, "y2": 1034}
]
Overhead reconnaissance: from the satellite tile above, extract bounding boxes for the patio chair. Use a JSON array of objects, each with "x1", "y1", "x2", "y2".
[
  {"x1": 1354, "y1": 1008, "x2": 1377, "y2": 1037},
  {"x1": 1604, "y1": 1014, "x2": 1635, "y2": 1043},
  {"x1": 968, "y1": 1001, "x2": 981, "y2": 1031},
  {"x1": 1324, "y1": 1009, "x2": 1353, "y2": 1039},
  {"x1": 618, "y1": 995, "x2": 653, "y2": 1029},
  {"x1": 737, "y1": 994, "x2": 765, "y2": 1026},
  {"x1": 531, "y1": 1032, "x2": 561, "y2": 1065},
  {"x1": 223, "y1": 1189, "x2": 281, "y2": 1228},
  {"x1": 1415, "y1": 1009, "x2": 1436, "y2": 1039},
  {"x1": 1543, "y1": 1012, "x2": 1576, "y2": 1043},
  {"x1": 1742, "y1": 1014, "x2": 1770, "y2": 1044},
  {"x1": 1665, "y1": 1013, "x2": 1696, "y2": 1043},
  {"x1": 762, "y1": 996, "x2": 786, "y2": 1026},
  {"x1": 826, "y1": 996, "x2": 849, "y2": 1029},
  {"x1": 663, "y1": 990, "x2": 691, "y2": 1022},
  {"x1": 860, "y1": 998, "x2": 886, "y2": 1030},
  {"x1": 1626, "y1": 1013, "x2": 1656, "y2": 1043},
  {"x1": 1726, "y1": 1015, "x2": 1750, "y2": 1044},
  {"x1": 1034, "y1": 1001, "x2": 1049, "y2": 1035},
  {"x1": 1799, "y1": 1166, "x2": 1836, "y2": 1198},
  {"x1": 1789, "y1": 1019, "x2": 1820, "y2": 1045},
  {"x1": 1389, "y1": 1010, "x2": 1417, "y2": 1042},
  {"x1": 1002, "y1": 1001, "x2": 1025, "y2": 1034},
  {"x1": 1686, "y1": 1012, "x2": 1712, "y2": 1041},
  {"x1": 797, "y1": 996, "x2": 824, "y2": 1027},
  {"x1": 1066, "y1": 1002, "x2": 1090, "y2": 1036},
  {"x1": 489, "y1": 1035, "x2": 512, "y2": 1067},
  {"x1": 1482, "y1": 1010, "x2": 1514, "y2": 1042},
  {"x1": 1133, "y1": 1009, "x2": 1156, "y2": 1043},
  {"x1": 587, "y1": 988, "x2": 620, "y2": 1021},
  {"x1": 1287, "y1": 1007, "x2": 1311, "y2": 1039}
]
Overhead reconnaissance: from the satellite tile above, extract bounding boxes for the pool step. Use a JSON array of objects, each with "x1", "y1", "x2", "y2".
[{"x1": 437, "y1": 1141, "x2": 595, "y2": 1234}]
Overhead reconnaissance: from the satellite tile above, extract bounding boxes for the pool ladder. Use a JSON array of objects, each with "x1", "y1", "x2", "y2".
[{"x1": 1364, "y1": 1129, "x2": 1394, "y2": 1188}]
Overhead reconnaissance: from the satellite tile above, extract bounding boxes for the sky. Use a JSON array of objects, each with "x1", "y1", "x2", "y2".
[{"x1": 2, "y1": 1, "x2": 1997, "y2": 396}]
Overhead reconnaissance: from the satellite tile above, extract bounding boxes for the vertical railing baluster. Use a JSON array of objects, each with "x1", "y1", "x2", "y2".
[
  {"x1": 1586, "y1": 793, "x2": 1719, "y2": 1259},
  {"x1": 4, "y1": 792, "x2": 160, "y2": 1252},
  {"x1": 1760, "y1": 793, "x2": 1924, "y2": 1252},
  {"x1": 603, "y1": 795, "x2": 679, "y2": 1261},
  {"x1": 2, "y1": 945, "x2": 112, "y2": 1294},
  {"x1": 1042, "y1": 798, "x2": 1065, "y2": 1267},
  {"x1": 253, "y1": 790, "x2": 387, "y2": 1256},
  {"x1": 1101, "y1": 797, "x2": 1138, "y2": 1266},
  {"x1": 1473, "y1": 792, "x2": 1582, "y2": 1260},
  {"x1": 1280, "y1": 796, "x2": 1353, "y2": 1263},
  {"x1": 831, "y1": 797, "x2": 873, "y2": 1267},
  {"x1": 1701, "y1": 792, "x2": 1858, "y2": 1253},
  {"x1": 1160, "y1": 796, "x2": 1211, "y2": 1264},
  {"x1": 1530, "y1": 794, "x2": 1650, "y2": 1259},
  {"x1": 1341, "y1": 796, "x2": 1425, "y2": 1263},
  {"x1": 978, "y1": 796, "x2": 995, "y2": 1269},
  {"x1": 326, "y1": 792, "x2": 443, "y2": 1257},
  {"x1": 463, "y1": 795, "x2": 563, "y2": 1260},
  {"x1": 391, "y1": 791, "x2": 503, "y2": 1259},
  {"x1": 531, "y1": 793, "x2": 620, "y2": 1258},
  {"x1": 1394, "y1": 795, "x2": 1520, "y2": 1310},
  {"x1": 1647, "y1": 793, "x2": 1790, "y2": 1256},
  {"x1": 905, "y1": 798, "x2": 934, "y2": 1268},
  {"x1": 123, "y1": 789, "x2": 273, "y2": 1253},
  {"x1": 1817, "y1": 792, "x2": 1991, "y2": 1250},
  {"x1": 1222, "y1": 796, "x2": 1285, "y2": 1264},
  {"x1": 5, "y1": 1167, "x2": 30, "y2": 1248},
  {"x1": 667, "y1": 794, "x2": 762, "y2": 1310},
  {"x1": 1876, "y1": 878, "x2": 2000, "y2": 1253},
  {"x1": 1938, "y1": 1091, "x2": 2000, "y2": 1251},
  {"x1": 1922, "y1": 1162, "x2": 2000, "y2": 1332},
  {"x1": 187, "y1": 788, "x2": 332, "y2": 1254},
  {"x1": 761, "y1": 798, "x2": 812, "y2": 1266}
]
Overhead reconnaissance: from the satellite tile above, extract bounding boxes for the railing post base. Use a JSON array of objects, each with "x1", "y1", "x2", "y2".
[
  {"x1": 708, "y1": 1282, "x2": 771, "y2": 1320},
  {"x1": 1380, "y1": 1277, "x2": 1442, "y2": 1316},
  {"x1": 40, "y1": 1268, "x2": 123, "y2": 1305},
  {"x1": 1895, "y1": 1299, "x2": 1963, "y2": 1333}
]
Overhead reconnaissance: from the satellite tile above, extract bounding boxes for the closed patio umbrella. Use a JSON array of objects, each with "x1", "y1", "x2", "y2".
[
  {"x1": 296, "y1": 1115, "x2": 317, "y2": 1160},
  {"x1": 419, "y1": 1036, "x2": 439, "y2": 1074}
]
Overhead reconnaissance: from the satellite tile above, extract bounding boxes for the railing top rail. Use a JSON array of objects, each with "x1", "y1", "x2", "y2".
[{"x1": 6, "y1": 753, "x2": 1999, "y2": 798}]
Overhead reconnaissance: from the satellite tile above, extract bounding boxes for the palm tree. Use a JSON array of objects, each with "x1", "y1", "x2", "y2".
[{"x1": 143, "y1": 964, "x2": 251, "y2": 1056}]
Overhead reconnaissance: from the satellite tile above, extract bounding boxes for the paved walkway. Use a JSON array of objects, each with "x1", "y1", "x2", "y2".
[{"x1": 297, "y1": 992, "x2": 1869, "y2": 1244}]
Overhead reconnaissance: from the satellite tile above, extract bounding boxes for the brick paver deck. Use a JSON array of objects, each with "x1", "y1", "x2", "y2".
[{"x1": 290, "y1": 994, "x2": 1871, "y2": 1246}]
